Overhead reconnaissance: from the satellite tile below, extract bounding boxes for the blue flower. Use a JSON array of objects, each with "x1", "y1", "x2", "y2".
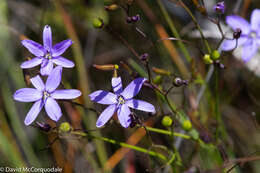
[
  {"x1": 89, "y1": 77, "x2": 156, "y2": 128},
  {"x1": 21, "y1": 25, "x2": 74, "y2": 75}
]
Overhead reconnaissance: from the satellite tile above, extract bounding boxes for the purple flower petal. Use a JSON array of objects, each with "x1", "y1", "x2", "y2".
[
  {"x1": 24, "y1": 100, "x2": 44, "y2": 125},
  {"x1": 242, "y1": 39, "x2": 258, "y2": 62},
  {"x1": 21, "y1": 40, "x2": 45, "y2": 57},
  {"x1": 226, "y1": 15, "x2": 250, "y2": 35},
  {"x1": 43, "y1": 25, "x2": 52, "y2": 52},
  {"x1": 125, "y1": 99, "x2": 155, "y2": 114},
  {"x1": 51, "y1": 89, "x2": 81, "y2": 99},
  {"x1": 96, "y1": 104, "x2": 117, "y2": 127},
  {"x1": 30, "y1": 75, "x2": 45, "y2": 91},
  {"x1": 20, "y1": 57, "x2": 42, "y2": 69},
  {"x1": 89, "y1": 90, "x2": 117, "y2": 105},
  {"x1": 121, "y1": 78, "x2": 147, "y2": 99},
  {"x1": 112, "y1": 77, "x2": 123, "y2": 94},
  {"x1": 45, "y1": 66, "x2": 62, "y2": 92},
  {"x1": 117, "y1": 104, "x2": 131, "y2": 128},
  {"x1": 45, "y1": 97, "x2": 62, "y2": 122},
  {"x1": 221, "y1": 36, "x2": 248, "y2": 51},
  {"x1": 251, "y1": 9, "x2": 260, "y2": 32},
  {"x1": 40, "y1": 60, "x2": 54, "y2": 76},
  {"x1": 13, "y1": 88, "x2": 42, "y2": 102},
  {"x1": 52, "y1": 39, "x2": 73, "y2": 57},
  {"x1": 52, "y1": 56, "x2": 74, "y2": 68}
]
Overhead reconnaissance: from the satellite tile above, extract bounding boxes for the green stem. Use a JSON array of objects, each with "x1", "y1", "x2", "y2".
[
  {"x1": 140, "y1": 126, "x2": 191, "y2": 139},
  {"x1": 71, "y1": 131, "x2": 167, "y2": 161},
  {"x1": 178, "y1": 0, "x2": 211, "y2": 53},
  {"x1": 157, "y1": 0, "x2": 192, "y2": 62}
]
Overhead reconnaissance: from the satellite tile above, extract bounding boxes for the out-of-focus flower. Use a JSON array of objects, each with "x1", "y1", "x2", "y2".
[
  {"x1": 89, "y1": 77, "x2": 155, "y2": 128},
  {"x1": 213, "y1": 1, "x2": 225, "y2": 14},
  {"x1": 21, "y1": 25, "x2": 74, "y2": 76},
  {"x1": 222, "y1": 9, "x2": 260, "y2": 62},
  {"x1": 13, "y1": 66, "x2": 81, "y2": 125}
]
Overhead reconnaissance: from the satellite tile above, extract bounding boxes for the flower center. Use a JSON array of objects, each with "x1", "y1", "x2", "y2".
[
  {"x1": 250, "y1": 31, "x2": 257, "y2": 39},
  {"x1": 45, "y1": 52, "x2": 52, "y2": 59},
  {"x1": 43, "y1": 91, "x2": 50, "y2": 100},
  {"x1": 117, "y1": 96, "x2": 125, "y2": 105}
]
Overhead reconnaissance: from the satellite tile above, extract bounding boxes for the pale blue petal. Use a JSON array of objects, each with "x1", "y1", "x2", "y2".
[
  {"x1": 51, "y1": 89, "x2": 81, "y2": 99},
  {"x1": 117, "y1": 104, "x2": 131, "y2": 128},
  {"x1": 125, "y1": 99, "x2": 156, "y2": 114},
  {"x1": 52, "y1": 56, "x2": 74, "y2": 68},
  {"x1": 45, "y1": 97, "x2": 62, "y2": 122},
  {"x1": 89, "y1": 90, "x2": 117, "y2": 105},
  {"x1": 221, "y1": 36, "x2": 248, "y2": 51},
  {"x1": 52, "y1": 39, "x2": 73, "y2": 57},
  {"x1": 13, "y1": 88, "x2": 42, "y2": 102},
  {"x1": 40, "y1": 60, "x2": 54, "y2": 76},
  {"x1": 24, "y1": 100, "x2": 44, "y2": 125},
  {"x1": 96, "y1": 104, "x2": 117, "y2": 127},
  {"x1": 242, "y1": 39, "x2": 258, "y2": 62},
  {"x1": 30, "y1": 75, "x2": 45, "y2": 91},
  {"x1": 45, "y1": 66, "x2": 62, "y2": 92},
  {"x1": 112, "y1": 77, "x2": 123, "y2": 94},
  {"x1": 21, "y1": 40, "x2": 45, "y2": 57},
  {"x1": 121, "y1": 78, "x2": 147, "y2": 99},
  {"x1": 43, "y1": 25, "x2": 52, "y2": 51},
  {"x1": 20, "y1": 57, "x2": 42, "y2": 69},
  {"x1": 251, "y1": 9, "x2": 260, "y2": 32},
  {"x1": 226, "y1": 15, "x2": 250, "y2": 35}
]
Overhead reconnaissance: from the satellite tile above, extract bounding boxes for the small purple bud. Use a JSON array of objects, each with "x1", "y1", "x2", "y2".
[
  {"x1": 131, "y1": 14, "x2": 140, "y2": 22},
  {"x1": 213, "y1": 1, "x2": 225, "y2": 14},
  {"x1": 173, "y1": 77, "x2": 183, "y2": 87},
  {"x1": 214, "y1": 60, "x2": 225, "y2": 69},
  {"x1": 140, "y1": 53, "x2": 149, "y2": 61},
  {"x1": 126, "y1": 17, "x2": 132, "y2": 23},
  {"x1": 233, "y1": 28, "x2": 242, "y2": 39}
]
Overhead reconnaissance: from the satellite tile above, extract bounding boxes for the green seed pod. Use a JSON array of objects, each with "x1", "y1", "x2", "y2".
[
  {"x1": 59, "y1": 122, "x2": 71, "y2": 133},
  {"x1": 153, "y1": 75, "x2": 163, "y2": 85},
  {"x1": 211, "y1": 50, "x2": 220, "y2": 60},
  {"x1": 92, "y1": 18, "x2": 104, "y2": 29},
  {"x1": 203, "y1": 54, "x2": 213, "y2": 64},
  {"x1": 162, "y1": 116, "x2": 173, "y2": 127},
  {"x1": 182, "y1": 120, "x2": 192, "y2": 131}
]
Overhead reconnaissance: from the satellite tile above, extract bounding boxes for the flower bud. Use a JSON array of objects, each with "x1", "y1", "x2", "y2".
[
  {"x1": 36, "y1": 122, "x2": 51, "y2": 132},
  {"x1": 211, "y1": 50, "x2": 220, "y2": 60},
  {"x1": 92, "y1": 18, "x2": 104, "y2": 29},
  {"x1": 233, "y1": 28, "x2": 242, "y2": 39},
  {"x1": 182, "y1": 120, "x2": 192, "y2": 131},
  {"x1": 104, "y1": 4, "x2": 118, "y2": 11},
  {"x1": 162, "y1": 116, "x2": 173, "y2": 127},
  {"x1": 93, "y1": 64, "x2": 115, "y2": 71},
  {"x1": 59, "y1": 122, "x2": 71, "y2": 133},
  {"x1": 213, "y1": 1, "x2": 225, "y2": 14},
  {"x1": 140, "y1": 53, "x2": 149, "y2": 61},
  {"x1": 153, "y1": 75, "x2": 162, "y2": 85},
  {"x1": 131, "y1": 14, "x2": 140, "y2": 22},
  {"x1": 203, "y1": 54, "x2": 213, "y2": 64},
  {"x1": 152, "y1": 67, "x2": 171, "y2": 76}
]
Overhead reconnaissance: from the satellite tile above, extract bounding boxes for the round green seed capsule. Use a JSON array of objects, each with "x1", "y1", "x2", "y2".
[
  {"x1": 203, "y1": 54, "x2": 213, "y2": 64},
  {"x1": 153, "y1": 75, "x2": 163, "y2": 85},
  {"x1": 92, "y1": 18, "x2": 103, "y2": 29},
  {"x1": 182, "y1": 120, "x2": 192, "y2": 131},
  {"x1": 59, "y1": 122, "x2": 71, "y2": 133},
  {"x1": 211, "y1": 50, "x2": 220, "y2": 60},
  {"x1": 162, "y1": 116, "x2": 173, "y2": 127}
]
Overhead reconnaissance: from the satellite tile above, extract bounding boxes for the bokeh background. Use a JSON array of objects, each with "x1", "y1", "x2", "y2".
[{"x1": 1, "y1": 0, "x2": 260, "y2": 172}]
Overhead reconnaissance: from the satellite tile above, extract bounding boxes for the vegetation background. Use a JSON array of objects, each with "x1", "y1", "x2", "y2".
[{"x1": 0, "y1": 0, "x2": 260, "y2": 172}]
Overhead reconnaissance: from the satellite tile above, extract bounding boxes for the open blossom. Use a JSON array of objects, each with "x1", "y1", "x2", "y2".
[
  {"x1": 222, "y1": 9, "x2": 260, "y2": 62},
  {"x1": 13, "y1": 66, "x2": 81, "y2": 125},
  {"x1": 89, "y1": 77, "x2": 155, "y2": 128},
  {"x1": 21, "y1": 25, "x2": 74, "y2": 76}
]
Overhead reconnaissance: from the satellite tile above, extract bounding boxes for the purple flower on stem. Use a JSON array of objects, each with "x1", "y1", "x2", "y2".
[
  {"x1": 21, "y1": 25, "x2": 74, "y2": 76},
  {"x1": 13, "y1": 66, "x2": 81, "y2": 125},
  {"x1": 221, "y1": 9, "x2": 260, "y2": 62},
  {"x1": 213, "y1": 1, "x2": 225, "y2": 14},
  {"x1": 89, "y1": 77, "x2": 156, "y2": 128}
]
